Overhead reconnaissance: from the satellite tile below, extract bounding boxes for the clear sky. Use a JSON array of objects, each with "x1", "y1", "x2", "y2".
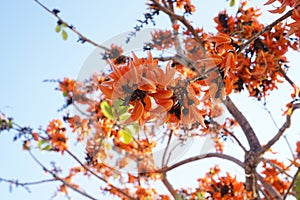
[{"x1": 0, "y1": 0, "x2": 300, "y2": 200}]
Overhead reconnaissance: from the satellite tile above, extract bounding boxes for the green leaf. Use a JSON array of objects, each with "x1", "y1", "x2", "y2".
[
  {"x1": 229, "y1": 0, "x2": 236, "y2": 7},
  {"x1": 175, "y1": 193, "x2": 184, "y2": 200},
  {"x1": 113, "y1": 173, "x2": 118, "y2": 179},
  {"x1": 37, "y1": 140, "x2": 52, "y2": 151},
  {"x1": 113, "y1": 99, "x2": 123, "y2": 110},
  {"x1": 197, "y1": 192, "x2": 204, "y2": 200},
  {"x1": 7, "y1": 120, "x2": 13, "y2": 128},
  {"x1": 42, "y1": 145, "x2": 52, "y2": 151},
  {"x1": 113, "y1": 99, "x2": 129, "y2": 118},
  {"x1": 293, "y1": 173, "x2": 300, "y2": 199},
  {"x1": 117, "y1": 105, "x2": 129, "y2": 116},
  {"x1": 61, "y1": 30, "x2": 68, "y2": 40},
  {"x1": 100, "y1": 100, "x2": 114, "y2": 119},
  {"x1": 119, "y1": 113, "x2": 130, "y2": 121},
  {"x1": 62, "y1": 91, "x2": 68, "y2": 97},
  {"x1": 55, "y1": 25, "x2": 61, "y2": 33},
  {"x1": 37, "y1": 139, "x2": 47, "y2": 150},
  {"x1": 132, "y1": 123, "x2": 140, "y2": 132},
  {"x1": 119, "y1": 128, "x2": 133, "y2": 144}
]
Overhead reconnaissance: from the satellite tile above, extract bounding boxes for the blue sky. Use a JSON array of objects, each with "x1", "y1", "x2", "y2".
[{"x1": 0, "y1": 0, "x2": 300, "y2": 199}]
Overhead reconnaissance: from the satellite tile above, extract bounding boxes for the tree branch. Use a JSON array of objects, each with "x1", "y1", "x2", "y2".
[
  {"x1": 278, "y1": 67, "x2": 298, "y2": 88},
  {"x1": 151, "y1": 0, "x2": 204, "y2": 46},
  {"x1": 159, "y1": 152, "x2": 244, "y2": 173},
  {"x1": 162, "y1": 174, "x2": 177, "y2": 198},
  {"x1": 260, "y1": 102, "x2": 295, "y2": 158},
  {"x1": 223, "y1": 96, "x2": 262, "y2": 196},
  {"x1": 223, "y1": 96, "x2": 261, "y2": 152}
]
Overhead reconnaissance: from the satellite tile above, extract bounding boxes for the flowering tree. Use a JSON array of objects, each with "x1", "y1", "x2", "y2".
[{"x1": 1, "y1": 0, "x2": 300, "y2": 199}]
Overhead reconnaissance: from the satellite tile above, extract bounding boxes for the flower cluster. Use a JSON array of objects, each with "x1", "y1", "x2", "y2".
[
  {"x1": 261, "y1": 159, "x2": 290, "y2": 195},
  {"x1": 46, "y1": 119, "x2": 68, "y2": 153},
  {"x1": 197, "y1": 166, "x2": 251, "y2": 199},
  {"x1": 212, "y1": 2, "x2": 298, "y2": 99},
  {"x1": 100, "y1": 52, "x2": 206, "y2": 128}
]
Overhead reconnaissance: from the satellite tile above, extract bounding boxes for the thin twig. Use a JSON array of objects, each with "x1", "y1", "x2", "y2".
[
  {"x1": 226, "y1": 129, "x2": 247, "y2": 152},
  {"x1": 165, "y1": 141, "x2": 184, "y2": 166},
  {"x1": 34, "y1": 0, "x2": 110, "y2": 51},
  {"x1": 65, "y1": 149, "x2": 137, "y2": 200},
  {"x1": 278, "y1": 67, "x2": 297, "y2": 88},
  {"x1": 259, "y1": 187, "x2": 271, "y2": 200},
  {"x1": 73, "y1": 103, "x2": 90, "y2": 117},
  {"x1": 210, "y1": 119, "x2": 247, "y2": 152},
  {"x1": 162, "y1": 130, "x2": 173, "y2": 167},
  {"x1": 0, "y1": 177, "x2": 57, "y2": 193},
  {"x1": 0, "y1": 177, "x2": 57, "y2": 186},
  {"x1": 259, "y1": 103, "x2": 300, "y2": 156},
  {"x1": 261, "y1": 102, "x2": 295, "y2": 158}
]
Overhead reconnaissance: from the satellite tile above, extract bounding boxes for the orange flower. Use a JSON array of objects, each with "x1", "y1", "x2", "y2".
[
  {"x1": 46, "y1": 119, "x2": 68, "y2": 153},
  {"x1": 175, "y1": 0, "x2": 195, "y2": 13},
  {"x1": 262, "y1": 159, "x2": 290, "y2": 194},
  {"x1": 197, "y1": 54, "x2": 223, "y2": 71},
  {"x1": 207, "y1": 33, "x2": 232, "y2": 48},
  {"x1": 197, "y1": 167, "x2": 251, "y2": 199},
  {"x1": 169, "y1": 80, "x2": 206, "y2": 128},
  {"x1": 103, "y1": 44, "x2": 123, "y2": 59},
  {"x1": 151, "y1": 30, "x2": 175, "y2": 50},
  {"x1": 265, "y1": 0, "x2": 299, "y2": 14},
  {"x1": 59, "y1": 78, "x2": 75, "y2": 97},
  {"x1": 214, "y1": 11, "x2": 235, "y2": 34},
  {"x1": 124, "y1": 101, "x2": 145, "y2": 124},
  {"x1": 221, "y1": 51, "x2": 237, "y2": 77},
  {"x1": 100, "y1": 52, "x2": 175, "y2": 125},
  {"x1": 172, "y1": 23, "x2": 180, "y2": 31},
  {"x1": 100, "y1": 52, "x2": 207, "y2": 128}
]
